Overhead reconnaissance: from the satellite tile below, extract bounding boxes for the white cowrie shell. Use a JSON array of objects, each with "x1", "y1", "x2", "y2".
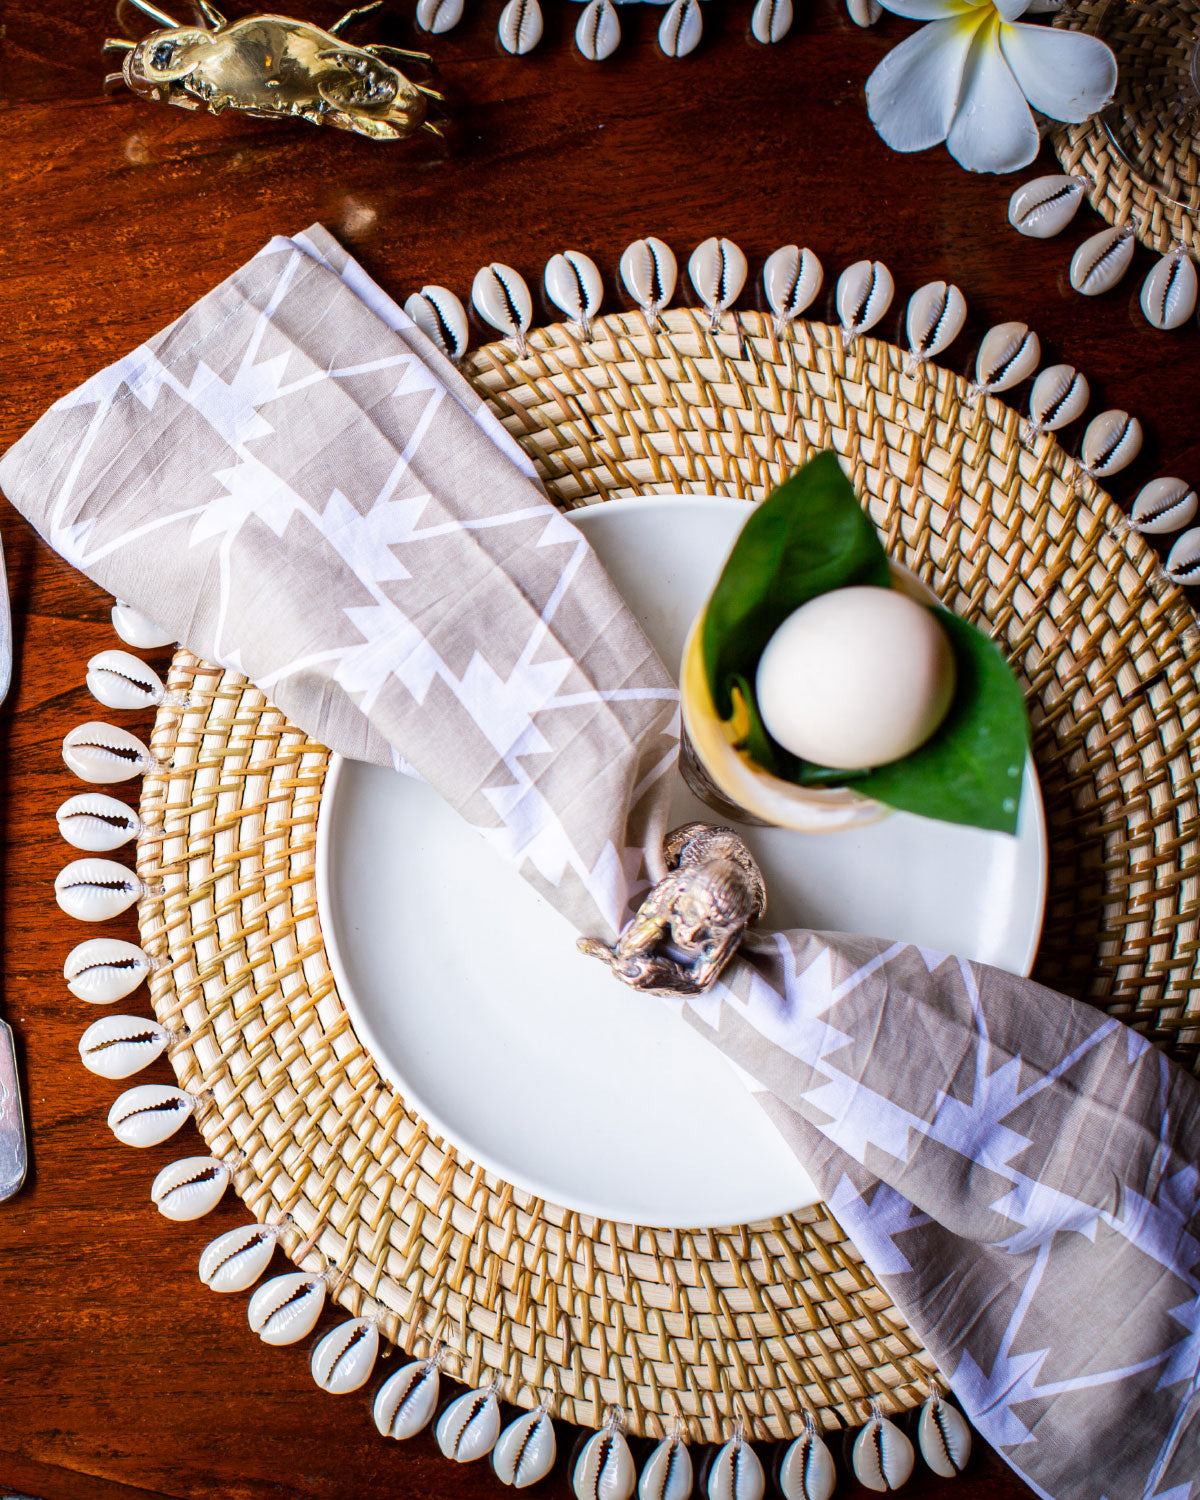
[
  {"x1": 639, "y1": 1434, "x2": 693, "y2": 1500},
  {"x1": 78, "y1": 1013, "x2": 170, "y2": 1079},
  {"x1": 847, "y1": 0, "x2": 883, "y2": 23},
  {"x1": 764, "y1": 245, "x2": 822, "y2": 336},
  {"x1": 779, "y1": 1424, "x2": 837, "y2": 1500},
  {"x1": 65, "y1": 936, "x2": 155, "y2": 1003},
  {"x1": 1141, "y1": 251, "x2": 1198, "y2": 331},
  {"x1": 55, "y1": 858, "x2": 146, "y2": 921},
  {"x1": 247, "y1": 1271, "x2": 327, "y2": 1346},
  {"x1": 472, "y1": 263, "x2": 533, "y2": 353},
  {"x1": 836, "y1": 259, "x2": 894, "y2": 339},
  {"x1": 1007, "y1": 173, "x2": 1086, "y2": 239},
  {"x1": 492, "y1": 1407, "x2": 557, "y2": 1488},
  {"x1": 86, "y1": 649, "x2": 165, "y2": 710},
  {"x1": 752, "y1": 0, "x2": 794, "y2": 42},
  {"x1": 574, "y1": 1426, "x2": 636, "y2": 1500},
  {"x1": 660, "y1": 0, "x2": 703, "y2": 57},
  {"x1": 707, "y1": 1436, "x2": 765, "y2": 1500},
  {"x1": 1166, "y1": 528, "x2": 1200, "y2": 585},
  {"x1": 576, "y1": 0, "x2": 621, "y2": 60},
  {"x1": 112, "y1": 601, "x2": 174, "y2": 649},
  {"x1": 374, "y1": 1359, "x2": 441, "y2": 1439},
  {"x1": 437, "y1": 1387, "x2": 502, "y2": 1462},
  {"x1": 311, "y1": 1317, "x2": 379, "y2": 1394},
  {"x1": 545, "y1": 250, "x2": 604, "y2": 338},
  {"x1": 975, "y1": 322, "x2": 1040, "y2": 393},
  {"x1": 689, "y1": 236, "x2": 748, "y2": 328},
  {"x1": 151, "y1": 1156, "x2": 229, "y2": 1221},
  {"x1": 107, "y1": 1084, "x2": 195, "y2": 1147},
  {"x1": 1132, "y1": 478, "x2": 1199, "y2": 537},
  {"x1": 498, "y1": 0, "x2": 543, "y2": 54},
  {"x1": 1028, "y1": 364, "x2": 1089, "y2": 432},
  {"x1": 620, "y1": 237, "x2": 677, "y2": 323},
  {"x1": 851, "y1": 1414, "x2": 914, "y2": 1492},
  {"x1": 416, "y1": 0, "x2": 464, "y2": 31},
  {"x1": 63, "y1": 722, "x2": 156, "y2": 784},
  {"x1": 1070, "y1": 226, "x2": 1136, "y2": 296},
  {"x1": 56, "y1": 792, "x2": 141, "y2": 852},
  {"x1": 918, "y1": 1393, "x2": 972, "y2": 1478},
  {"x1": 199, "y1": 1223, "x2": 277, "y2": 1293},
  {"x1": 905, "y1": 280, "x2": 966, "y2": 362},
  {"x1": 404, "y1": 286, "x2": 468, "y2": 362},
  {"x1": 1081, "y1": 409, "x2": 1142, "y2": 478}
]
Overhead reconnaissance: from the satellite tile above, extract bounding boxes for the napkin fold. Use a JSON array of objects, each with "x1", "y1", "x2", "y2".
[{"x1": 6, "y1": 228, "x2": 1198, "y2": 1500}]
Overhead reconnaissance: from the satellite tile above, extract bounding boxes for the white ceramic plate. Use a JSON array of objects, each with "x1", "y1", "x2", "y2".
[{"x1": 316, "y1": 495, "x2": 1047, "y2": 1228}]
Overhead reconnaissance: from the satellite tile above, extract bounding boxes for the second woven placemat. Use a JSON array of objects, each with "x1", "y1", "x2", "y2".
[{"x1": 1054, "y1": 0, "x2": 1200, "y2": 254}]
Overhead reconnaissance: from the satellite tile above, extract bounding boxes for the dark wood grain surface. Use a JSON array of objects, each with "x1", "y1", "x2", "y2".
[{"x1": 0, "y1": 3, "x2": 1196, "y2": 1497}]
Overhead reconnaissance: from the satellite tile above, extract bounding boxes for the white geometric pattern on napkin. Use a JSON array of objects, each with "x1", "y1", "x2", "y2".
[
  {"x1": 2, "y1": 229, "x2": 679, "y2": 939},
  {"x1": 691, "y1": 934, "x2": 1200, "y2": 1499}
]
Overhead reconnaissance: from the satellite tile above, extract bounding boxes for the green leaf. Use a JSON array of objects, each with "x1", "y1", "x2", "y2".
[
  {"x1": 698, "y1": 452, "x2": 1031, "y2": 833},
  {"x1": 701, "y1": 452, "x2": 891, "y2": 726}
]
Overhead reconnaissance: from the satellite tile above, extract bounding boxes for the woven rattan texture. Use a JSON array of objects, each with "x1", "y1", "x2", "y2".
[
  {"x1": 1053, "y1": 0, "x2": 1200, "y2": 254},
  {"x1": 138, "y1": 308, "x2": 1200, "y2": 1445}
]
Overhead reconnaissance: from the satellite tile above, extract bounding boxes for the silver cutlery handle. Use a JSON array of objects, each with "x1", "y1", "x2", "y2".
[{"x1": 0, "y1": 1018, "x2": 28, "y2": 1201}]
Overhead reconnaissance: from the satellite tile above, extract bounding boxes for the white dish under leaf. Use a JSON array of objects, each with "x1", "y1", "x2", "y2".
[{"x1": 315, "y1": 494, "x2": 1047, "y2": 1228}]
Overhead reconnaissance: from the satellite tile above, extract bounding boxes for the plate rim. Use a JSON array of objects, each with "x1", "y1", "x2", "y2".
[{"x1": 314, "y1": 494, "x2": 1048, "y2": 1225}]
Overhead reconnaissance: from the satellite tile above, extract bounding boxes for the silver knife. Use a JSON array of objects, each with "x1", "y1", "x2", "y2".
[{"x1": 0, "y1": 527, "x2": 26, "y2": 1202}]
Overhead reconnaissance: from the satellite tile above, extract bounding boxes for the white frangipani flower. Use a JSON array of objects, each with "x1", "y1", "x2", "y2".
[{"x1": 865, "y1": 0, "x2": 1118, "y2": 174}]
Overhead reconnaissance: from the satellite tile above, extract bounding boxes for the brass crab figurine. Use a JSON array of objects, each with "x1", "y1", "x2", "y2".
[
  {"x1": 105, "y1": 0, "x2": 444, "y2": 141},
  {"x1": 578, "y1": 823, "x2": 767, "y2": 997}
]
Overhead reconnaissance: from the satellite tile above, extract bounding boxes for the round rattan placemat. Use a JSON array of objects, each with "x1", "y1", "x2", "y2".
[
  {"x1": 1054, "y1": 0, "x2": 1200, "y2": 255},
  {"x1": 135, "y1": 308, "x2": 1200, "y2": 1445}
]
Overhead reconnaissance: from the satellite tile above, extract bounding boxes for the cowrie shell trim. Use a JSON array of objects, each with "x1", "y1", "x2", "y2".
[
  {"x1": 112, "y1": 601, "x2": 174, "y2": 649},
  {"x1": 151, "y1": 1156, "x2": 230, "y2": 1220},
  {"x1": 404, "y1": 286, "x2": 468, "y2": 361},
  {"x1": 707, "y1": 1436, "x2": 765, "y2": 1500},
  {"x1": 63, "y1": 722, "x2": 156, "y2": 784},
  {"x1": 107, "y1": 1084, "x2": 195, "y2": 1147},
  {"x1": 311, "y1": 1317, "x2": 380, "y2": 1394},
  {"x1": 492, "y1": 1407, "x2": 557, "y2": 1488},
  {"x1": 436, "y1": 1387, "x2": 502, "y2": 1462},
  {"x1": 498, "y1": 0, "x2": 543, "y2": 54},
  {"x1": 576, "y1": 0, "x2": 621, "y2": 61},
  {"x1": 1081, "y1": 410, "x2": 1142, "y2": 478},
  {"x1": 620, "y1": 237, "x2": 677, "y2": 322},
  {"x1": 639, "y1": 1434, "x2": 694, "y2": 1500},
  {"x1": 1070, "y1": 226, "x2": 1135, "y2": 297},
  {"x1": 199, "y1": 1223, "x2": 277, "y2": 1293},
  {"x1": 836, "y1": 259, "x2": 894, "y2": 339},
  {"x1": 373, "y1": 1359, "x2": 441, "y2": 1439},
  {"x1": 918, "y1": 1393, "x2": 972, "y2": 1478},
  {"x1": 56, "y1": 792, "x2": 142, "y2": 851},
  {"x1": 65, "y1": 936, "x2": 155, "y2": 1003},
  {"x1": 1132, "y1": 478, "x2": 1198, "y2": 537},
  {"x1": 1008, "y1": 174, "x2": 1086, "y2": 239},
  {"x1": 247, "y1": 1271, "x2": 327, "y2": 1346},
  {"x1": 55, "y1": 857, "x2": 145, "y2": 921},
  {"x1": 86, "y1": 649, "x2": 165, "y2": 710},
  {"x1": 975, "y1": 322, "x2": 1040, "y2": 393},
  {"x1": 78, "y1": 1013, "x2": 171, "y2": 1078}
]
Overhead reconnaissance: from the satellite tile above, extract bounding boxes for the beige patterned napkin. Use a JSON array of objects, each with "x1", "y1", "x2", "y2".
[{"x1": 4, "y1": 228, "x2": 1198, "y2": 1500}]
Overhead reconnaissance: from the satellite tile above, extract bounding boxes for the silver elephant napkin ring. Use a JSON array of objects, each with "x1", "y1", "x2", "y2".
[{"x1": 578, "y1": 823, "x2": 766, "y2": 996}]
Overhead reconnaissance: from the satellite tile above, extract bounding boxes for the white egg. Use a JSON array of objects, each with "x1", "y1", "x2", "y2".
[{"x1": 755, "y1": 586, "x2": 956, "y2": 770}]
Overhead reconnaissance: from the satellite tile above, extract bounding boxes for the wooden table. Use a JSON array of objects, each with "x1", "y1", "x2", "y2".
[{"x1": 1, "y1": 4, "x2": 1196, "y2": 1497}]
